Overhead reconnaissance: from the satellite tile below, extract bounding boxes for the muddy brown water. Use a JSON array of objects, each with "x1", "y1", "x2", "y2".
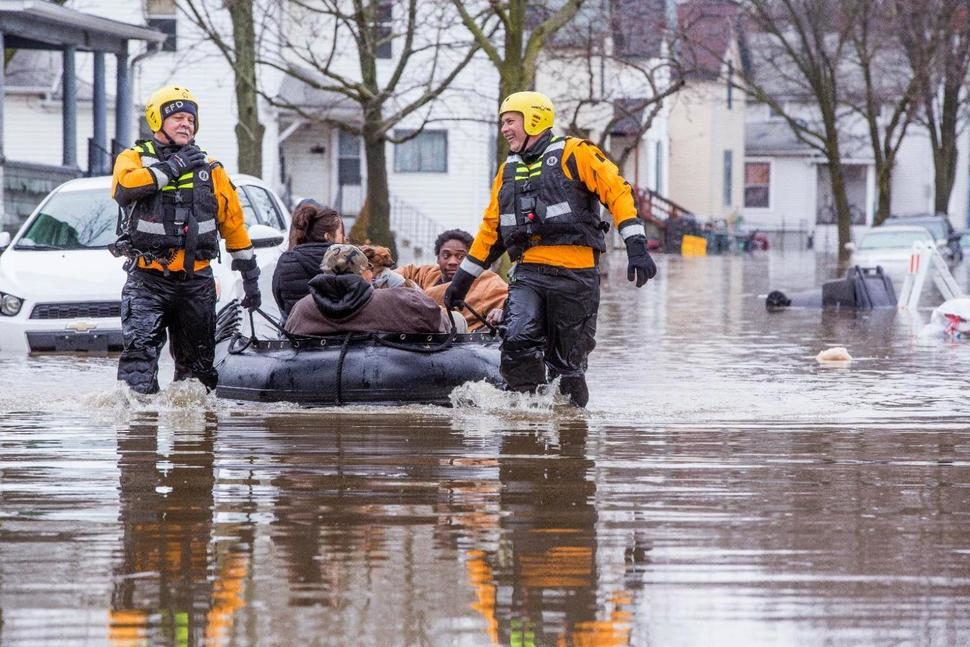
[{"x1": 1, "y1": 250, "x2": 969, "y2": 646}]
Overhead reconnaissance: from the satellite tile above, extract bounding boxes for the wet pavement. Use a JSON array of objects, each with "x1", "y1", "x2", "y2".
[{"x1": 1, "y1": 249, "x2": 970, "y2": 646}]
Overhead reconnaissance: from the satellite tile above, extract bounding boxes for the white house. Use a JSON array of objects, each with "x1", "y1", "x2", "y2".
[
  {"x1": 739, "y1": 26, "x2": 970, "y2": 254},
  {"x1": 667, "y1": 0, "x2": 746, "y2": 224},
  {"x1": 5, "y1": 0, "x2": 675, "y2": 258}
]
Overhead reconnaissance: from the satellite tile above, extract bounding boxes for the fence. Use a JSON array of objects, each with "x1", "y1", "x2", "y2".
[{"x1": 390, "y1": 195, "x2": 445, "y2": 264}]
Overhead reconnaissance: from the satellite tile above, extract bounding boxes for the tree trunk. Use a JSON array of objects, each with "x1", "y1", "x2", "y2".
[
  {"x1": 227, "y1": 0, "x2": 264, "y2": 177},
  {"x1": 363, "y1": 123, "x2": 396, "y2": 258},
  {"x1": 934, "y1": 83, "x2": 960, "y2": 214},
  {"x1": 828, "y1": 156, "x2": 854, "y2": 261},
  {"x1": 874, "y1": 164, "x2": 893, "y2": 226}
]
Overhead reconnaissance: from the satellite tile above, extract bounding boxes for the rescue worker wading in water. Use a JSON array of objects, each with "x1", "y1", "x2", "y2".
[
  {"x1": 444, "y1": 91, "x2": 656, "y2": 407},
  {"x1": 111, "y1": 86, "x2": 261, "y2": 394}
]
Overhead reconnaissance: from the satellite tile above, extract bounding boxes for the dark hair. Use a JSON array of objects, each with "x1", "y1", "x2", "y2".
[
  {"x1": 434, "y1": 229, "x2": 473, "y2": 256},
  {"x1": 289, "y1": 200, "x2": 342, "y2": 249}
]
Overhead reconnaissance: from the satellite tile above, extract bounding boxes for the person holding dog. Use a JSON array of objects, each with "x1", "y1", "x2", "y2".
[
  {"x1": 284, "y1": 244, "x2": 452, "y2": 335},
  {"x1": 443, "y1": 91, "x2": 656, "y2": 407}
]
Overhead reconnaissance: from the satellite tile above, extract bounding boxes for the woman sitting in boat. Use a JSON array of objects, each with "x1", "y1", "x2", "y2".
[
  {"x1": 284, "y1": 244, "x2": 455, "y2": 336},
  {"x1": 271, "y1": 199, "x2": 344, "y2": 321}
]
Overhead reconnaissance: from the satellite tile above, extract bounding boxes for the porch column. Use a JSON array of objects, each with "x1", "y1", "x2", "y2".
[
  {"x1": 115, "y1": 42, "x2": 131, "y2": 150},
  {"x1": 62, "y1": 45, "x2": 77, "y2": 168},
  {"x1": 93, "y1": 51, "x2": 107, "y2": 175}
]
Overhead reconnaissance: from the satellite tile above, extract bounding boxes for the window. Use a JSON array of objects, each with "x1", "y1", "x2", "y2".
[
  {"x1": 744, "y1": 161, "x2": 771, "y2": 208},
  {"x1": 394, "y1": 130, "x2": 447, "y2": 173},
  {"x1": 726, "y1": 60, "x2": 733, "y2": 109},
  {"x1": 338, "y1": 130, "x2": 361, "y2": 186},
  {"x1": 146, "y1": 0, "x2": 177, "y2": 52},
  {"x1": 238, "y1": 185, "x2": 286, "y2": 230},
  {"x1": 654, "y1": 140, "x2": 663, "y2": 192},
  {"x1": 375, "y1": 1, "x2": 392, "y2": 59},
  {"x1": 723, "y1": 150, "x2": 733, "y2": 207}
]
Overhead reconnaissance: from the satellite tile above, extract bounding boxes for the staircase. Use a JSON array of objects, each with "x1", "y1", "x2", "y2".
[
  {"x1": 389, "y1": 195, "x2": 446, "y2": 264},
  {"x1": 633, "y1": 187, "x2": 699, "y2": 252}
]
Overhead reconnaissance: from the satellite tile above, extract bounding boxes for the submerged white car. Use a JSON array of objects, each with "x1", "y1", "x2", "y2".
[
  {"x1": 0, "y1": 175, "x2": 289, "y2": 353},
  {"x1": 845, "y1": 226, "x2": 936, "y2": 281}
]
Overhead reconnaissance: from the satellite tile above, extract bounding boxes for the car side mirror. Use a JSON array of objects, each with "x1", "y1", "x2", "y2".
[
  {"x1": 0, "y1": 231, "x2": 10, "y2": 251},
  {"x1": 248, "y1": 223, "x2": 285, "y2": 249},
  {"x1": 844, "y1": 241, "x2": 856, "y2": 252}
]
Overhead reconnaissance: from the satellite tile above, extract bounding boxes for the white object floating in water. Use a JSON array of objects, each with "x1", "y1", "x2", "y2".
[
  {"x1": 816, "y1": 346, "x2": 852, "y2": 363},
  {"x1": 925, "y1": 297, "x2": 970, "y2": 338}
]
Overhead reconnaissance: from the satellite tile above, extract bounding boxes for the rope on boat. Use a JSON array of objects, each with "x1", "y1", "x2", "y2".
[
  {"x1": 459, "y1": 302, "x2": 498, "y2": 335},
  {"x1": 335, "y1": 332, "x2": 352, "y2": 405}
]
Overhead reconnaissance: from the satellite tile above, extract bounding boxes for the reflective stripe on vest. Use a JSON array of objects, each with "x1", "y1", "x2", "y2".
[
  {"x1": 124, "y1": 141, "x2": 221, "y2": 261},
  {"x1": 496, "y1": 135, "x2": 606, "y2": 255}
]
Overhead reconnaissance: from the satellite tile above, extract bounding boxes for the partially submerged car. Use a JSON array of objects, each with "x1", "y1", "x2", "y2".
[
  {"x1": 880, "y1": 213, "x2": 963, "y2": 263},
  {"x1": 844, "y1": 226, "x2": 937, "y2": 280},
  {"x1": 0, "y1": 175, "x2": 289, "y2": 353}
]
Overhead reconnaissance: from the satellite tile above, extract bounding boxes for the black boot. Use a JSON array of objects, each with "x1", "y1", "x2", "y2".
[{"x1": 558, "y1": 374, "x2": 589, "y2": 408}]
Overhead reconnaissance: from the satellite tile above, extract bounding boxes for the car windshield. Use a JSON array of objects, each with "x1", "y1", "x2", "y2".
[
  {"x1": 887, "y1": 219, "x2": 946, "y2": 240},
  {"x1": 859, "y1": 230, "x2": 932, "y2": 250},
  {"x1": 236, "y1": 184, "x2": 284, "y2": 230},
  {"x1": 15, "y1": 188, "x2": 118, "y2": 250}
]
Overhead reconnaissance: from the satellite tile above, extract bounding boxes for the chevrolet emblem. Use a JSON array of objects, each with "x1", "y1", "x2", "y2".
[{"x1": 65, "y1": 320, "x2": 98, "y2": 333}]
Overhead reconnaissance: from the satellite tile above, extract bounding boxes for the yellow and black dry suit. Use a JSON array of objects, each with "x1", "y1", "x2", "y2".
[
  {"x1": 113, "y1": 140, "x2": 254, "y2": 273},
  {"x1": 464, "y1": 132, "x2": 643, "y2": 271},
  {"x1": 451, "y1": 131, "x2": 647, "y2": 406},
  {"x1": 111, "y1": 139, "x2": 256, "y2": 394}
]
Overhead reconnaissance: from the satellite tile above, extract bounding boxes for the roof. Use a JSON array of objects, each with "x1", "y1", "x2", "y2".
[
  {"x1": 276, "y1": 69, "x2": 363, "y2": 125},
  {"x1": 745, "y1": 120, "x2": 815, "y2": 156},
  {"x1": 677, "y1": 0, "x2": 740, "y2": 79},
  {"x1": 5, "y1": 50, "x2": 96, "y2": 100},
  {"x1": 0, "y1": 0, "x2": 165, "y2": 54}
]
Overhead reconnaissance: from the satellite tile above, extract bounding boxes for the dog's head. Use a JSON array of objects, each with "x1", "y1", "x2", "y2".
[{"x1": 360, "y1": 245, "x2": 396, "y2": 270}]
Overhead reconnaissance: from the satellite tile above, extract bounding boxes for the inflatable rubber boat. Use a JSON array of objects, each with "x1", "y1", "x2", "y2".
[
  {"x1": 766, "y1": 265, "x2": 897, "y2": 310},
  {"x1": 213, "y1": 303, "x2": 503, "y2": 405}
]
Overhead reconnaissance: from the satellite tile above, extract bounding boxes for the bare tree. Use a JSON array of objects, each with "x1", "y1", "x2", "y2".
[
  {"x1": 182, "y1": 0, "x2": 265, "y2": 177},
  {"x1": 451, "y1": 0, "x2": 586, "y2": 165},
  {"x1": 180, "y1": 0, "x2": 478, "y2": 253},
  {"x1": 900, "y1": 0, "x2": 970, "y2": 216},
  {"x1": 843, "y1": 0, "x2": 932, "y2": 225},
  {"x1": 740, "y1": 0, "x2": 866, "y2": 257},
  {"x1": 263, "y1": 0, "x2": 479, "y2": 253}
]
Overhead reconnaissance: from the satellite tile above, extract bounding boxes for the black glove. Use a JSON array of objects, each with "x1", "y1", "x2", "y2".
[
  {"x1": 625, "y1": 235, "x2": 656, "y2": 287},
  {"x1": 444, "y1": 268, "x2": 476, "y2": 310},
  {"x1": 232, "y1": 256, "x2": 261, "y2": 311},
  {"x1": 156, "y1": 145, "x2": 206, "y2": 181}
]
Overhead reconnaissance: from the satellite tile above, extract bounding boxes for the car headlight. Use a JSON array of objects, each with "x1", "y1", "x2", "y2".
[{"x1": 1, "y1": 292, "x2": 23, "y2": 316}]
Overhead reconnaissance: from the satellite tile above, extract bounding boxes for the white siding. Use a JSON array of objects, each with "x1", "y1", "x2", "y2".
[
  {"x1": 742, "y1": 156, "x2": 815, "y2": 231},
  {"x1": 5, "y1": 94, "x2": 115, "y2": 170}
]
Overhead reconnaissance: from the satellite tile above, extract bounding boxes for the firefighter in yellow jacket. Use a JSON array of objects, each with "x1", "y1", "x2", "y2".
[
  {"x1": 444, "y1": 91, "x2": 656, "y2": 407},
  {"x1": 111, "y1": 85, "x2": 260, "y2": 394}
]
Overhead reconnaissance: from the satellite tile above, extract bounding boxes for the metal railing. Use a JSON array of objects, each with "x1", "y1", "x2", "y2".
[{"x1": 389, "y1": 195, "x2": 445, "y2": 263}]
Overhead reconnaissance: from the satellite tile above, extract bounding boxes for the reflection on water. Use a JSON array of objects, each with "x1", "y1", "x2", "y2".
[{"x1": 1, "y1": 251, "x2": 970, "y2": 645}]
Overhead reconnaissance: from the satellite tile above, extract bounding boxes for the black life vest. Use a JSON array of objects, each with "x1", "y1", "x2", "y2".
[
  {"x1": 121, "y1": 140, "x2": 220, "y2": 262},
  {"x1": 497, "y1": 135, "x2": 608, "y2": 260}
]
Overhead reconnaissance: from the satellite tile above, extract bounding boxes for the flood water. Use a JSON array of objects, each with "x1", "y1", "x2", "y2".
[{"x1": 2, "y1": 249, "x2": 970, "y2": 646}]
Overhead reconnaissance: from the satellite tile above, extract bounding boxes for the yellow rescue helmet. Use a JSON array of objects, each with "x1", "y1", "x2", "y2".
[
  {"x1": 499, "y1": 91, "x2": 555, "y2": 136},
  {"x1": 144, "y1": 85, "x2": 199, "y2": 134}
]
